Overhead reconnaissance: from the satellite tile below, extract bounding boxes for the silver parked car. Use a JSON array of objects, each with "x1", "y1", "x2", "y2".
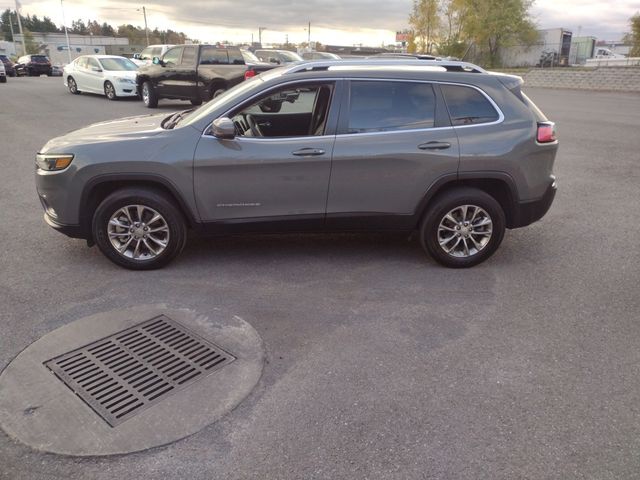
[{"x1": 35, "y1": 60, "x2": 558, "y2": 269}]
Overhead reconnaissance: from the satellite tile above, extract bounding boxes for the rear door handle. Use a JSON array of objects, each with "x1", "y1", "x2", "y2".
[
  {"x1": 292, "y1": 148, "x2": 325, "y2": 156},
  {"x1": 418, "y1": 141, "x2": 451, "y2": 150}
]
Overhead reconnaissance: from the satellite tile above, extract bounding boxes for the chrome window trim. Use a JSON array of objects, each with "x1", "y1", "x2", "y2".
[{"x1": 202, "y1": 77, "x2": 504, "y2": 139}]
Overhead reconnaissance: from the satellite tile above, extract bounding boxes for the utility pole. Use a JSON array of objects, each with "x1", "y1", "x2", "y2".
[
  {"x1": 8, "y1": 12, "x2": 15, "y2": 46},
  {"x1": 258, "y1": 27, "x2": 266, "y2": 46},
  {"x1": 15, "y1": 0, "x2": 24, "y2": 55},
  {"x1": 60, "y1": 0, "x2": 72, "y2": 63},
  {"x1": 142, "y1": 6, "x2": 149, "y2": 46},
  {"x1": 308, "y1": 21, "x2": 311, "y2": 44},
  {"x1": 285, "y1": 34, "x2": 288, "y2": 45}
]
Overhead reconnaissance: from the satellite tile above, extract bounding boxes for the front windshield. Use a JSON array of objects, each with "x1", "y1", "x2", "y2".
[
  {"x1": 99, "y1": 57, "x2": 138, "y2": 71},
  {"x1": 241, "y1": 50, "x2": 261, "y2": 63},
  {"x1": 279, "y1": 51, "x2": 303, "y2": 62}
]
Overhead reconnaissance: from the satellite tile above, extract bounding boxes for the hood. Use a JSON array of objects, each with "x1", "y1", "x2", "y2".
[{"x1": 40, "y1": 112, "x2": 169, "y2": 153}]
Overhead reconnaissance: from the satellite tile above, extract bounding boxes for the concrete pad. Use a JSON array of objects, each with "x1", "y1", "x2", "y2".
[{"x1": 0, "y1": 306, "x2": 263, "y2": 456}]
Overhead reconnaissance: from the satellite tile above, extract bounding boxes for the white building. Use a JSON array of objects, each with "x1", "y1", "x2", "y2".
[
  {"x1": 499, "y1": 28, "x2": 573, "y2": 67},
  {"x1": 13, "y1": 32, "x2": 129, "y2": 65}
]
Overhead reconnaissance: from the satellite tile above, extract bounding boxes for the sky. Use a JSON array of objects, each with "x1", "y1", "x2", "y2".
[{"x1": 1, "y1": 0, "x2": 637, "y2": 46}]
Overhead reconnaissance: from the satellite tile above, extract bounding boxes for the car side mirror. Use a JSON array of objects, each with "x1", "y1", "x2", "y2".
[
  {"x1": 91, "y1": 66, "x2": 102, "y2": 72},
  {"x1": 211, "y1": 117, "x2": 236, "y2": 139},
  {"x1": 133, "y1": 53, "x2": 140, "y2": 59},
  {"x1": 152, "y1": 57, "x2": 162, "y2": 65}
]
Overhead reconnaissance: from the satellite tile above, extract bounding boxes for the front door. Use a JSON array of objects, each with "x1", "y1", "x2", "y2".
[
  {"x1": 193, "y1": 81, "x2": 340, "y2": 226},
  {"x1": 156, "y1": 46, "x2": 183, "y2": 97}
]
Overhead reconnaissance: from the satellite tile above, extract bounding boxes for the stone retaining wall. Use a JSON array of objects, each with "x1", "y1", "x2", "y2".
[{"x1": 501, "y1": 67, "x2": 640, "y2": 92}]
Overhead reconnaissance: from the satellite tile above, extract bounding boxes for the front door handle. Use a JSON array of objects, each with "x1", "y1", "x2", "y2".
[
  {"x1": 292, "y1": 148, "x2": 325, "y2": 156},
  {"x1": 418, "y1": 141, "x2": 451, "y2": 150}
]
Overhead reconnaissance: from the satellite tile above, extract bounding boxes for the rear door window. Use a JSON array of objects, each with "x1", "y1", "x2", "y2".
[
  {"x1": 181, "y1": 46, "x2": 197, "y2": 66},
  {"x1": 347, "y1": 81, "x2": 436, "y2": 133},
  {"x1": 441, "y1": 84, "x2": 499, "y2": 126},
  {"x1": 200, "y1": 47, "x2": 229, "y2": 65}
]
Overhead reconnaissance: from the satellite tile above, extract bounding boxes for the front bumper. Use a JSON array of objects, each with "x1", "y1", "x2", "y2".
[
  {"x1": 509, "y1": 178, "x2": 557, "y2": 229},
  {"x1": 43, "y1": 212, "x2": 87, "y2": 239},
  {"x1": 115, "y1": 82, "x2": 138, "y2": 97}
]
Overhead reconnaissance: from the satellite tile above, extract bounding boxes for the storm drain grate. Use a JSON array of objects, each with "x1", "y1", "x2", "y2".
[{"x1": 44, "y1": 315, "x2": 236, "y2": 427}]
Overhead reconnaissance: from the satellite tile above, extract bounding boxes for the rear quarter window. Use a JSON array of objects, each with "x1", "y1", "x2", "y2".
[
  {"x1": 441, "y1": 84, "x2": 499, "y2": 126},
  {"x1": 200, "y1": 47, "x2": 229, "y2": 65}
]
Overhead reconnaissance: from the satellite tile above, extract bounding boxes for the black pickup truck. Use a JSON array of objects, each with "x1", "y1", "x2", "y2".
[{"x1": 136, "y1": 45, "x2": 275, "y2": 108}]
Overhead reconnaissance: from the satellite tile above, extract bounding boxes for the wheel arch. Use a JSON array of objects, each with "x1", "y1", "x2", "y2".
[
  {"x1": 79, "y1": 174, "x2": 199, "y2": 239},
  {"x1": 416, "y1": 172, "x2": 519, "y2": 228}
]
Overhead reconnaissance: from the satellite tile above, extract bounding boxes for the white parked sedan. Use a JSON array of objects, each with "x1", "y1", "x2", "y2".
[{"x1": 63, "y1": 55, "x2": 138, "y2": 100}]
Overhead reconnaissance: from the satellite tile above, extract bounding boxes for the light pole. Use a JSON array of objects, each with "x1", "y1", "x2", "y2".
[
  {"x1": 60, "y1": 0, "x2": 72, "y2": 63},
  {"x1": 258, "y1": 27, "x2": 266, "y2": 46},
  {"x1": 137, "y1": 6, "x2": 150, "y2": 46}
]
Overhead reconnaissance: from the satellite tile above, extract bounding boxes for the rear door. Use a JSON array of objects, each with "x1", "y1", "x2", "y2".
[{"x1": 326, "y1": 79, "x2": 460, "y2": 228}]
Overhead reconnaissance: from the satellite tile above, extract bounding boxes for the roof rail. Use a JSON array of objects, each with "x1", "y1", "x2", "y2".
[{"x1": 285, "y1": 59, "x2": 487, "y2": 75}]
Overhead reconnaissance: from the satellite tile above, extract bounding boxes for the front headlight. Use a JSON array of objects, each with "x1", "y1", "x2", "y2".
[
  {"x1": 36, "y1": 153, "x2": 74, "y2": 171},
  {"x1": 116, "y1": 77, "x2": 135, "y2": 84}
]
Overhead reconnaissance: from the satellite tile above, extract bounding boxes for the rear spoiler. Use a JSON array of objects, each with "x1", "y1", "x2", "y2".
[{"x1": 489, "y1": 71, "x2": 524, "y2": 90}]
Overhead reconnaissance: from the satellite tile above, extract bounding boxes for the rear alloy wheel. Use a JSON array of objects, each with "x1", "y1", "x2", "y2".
[
  {"x1": 104, "y1": 81, "x2": 117, "y2": 100},
  {"x1": 67, "y1": 76, "x2": 80, "y2": 94},
  {"x1": 142, "y1": 81, "x2": 158, "y2": 108},
  {"x1": 420, "y1": 187, "x2": 505, "y2": 268},
  {"x1": 92, "y1": 188, "x2": 187, "y2": 270}
]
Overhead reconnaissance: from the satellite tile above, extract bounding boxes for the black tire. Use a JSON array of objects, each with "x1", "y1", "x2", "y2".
[
  {"x1": 419, "y1": 187, "x2": 505, "y2": 268},
  {"x1": 212, "y1": 88, "x2": 226, "y2": 99},
  {"x1": 67, "y1": 76, "x2": 80, "y2": 94},
  {"x1": 92, "y1": 188, "x2": 187, "y2": 270},
  {"x1": 0, "y1": 76, "x2": 6, "y2": 84},
  {"x1": 142, "y1": 81, "x2": 158, "y2": 108},
  {"x1": 190, "y1": 98, "x2": 203, "y2": 106},
  {"x1": 104, "y1": 80, "x2": 117, "y2": 100}
]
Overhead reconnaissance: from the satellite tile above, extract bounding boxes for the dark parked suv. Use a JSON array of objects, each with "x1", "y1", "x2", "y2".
[
  {"x1": 0, "y1": 55, "x2": 16, "y2": 77},
  {"x1": 15, "y1": 54, "x2": 52, "y2": 76},
  {"x1": 35, "y1": 60, "x2": 558, "y2": 269}
]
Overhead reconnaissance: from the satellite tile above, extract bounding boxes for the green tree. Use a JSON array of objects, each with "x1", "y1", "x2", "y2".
[
  {"x1": 629, "y1": 13, "x2": 640, "y2": 57},
  {"x1": 23, "y1": 29, "x2": 39, "y2": 54},
  {"x1": 463, "y1": 0, "x2": 537, "y2": 66},
  {"x1": 409, "y1": 0, "x2": 440, "y2": 53}
]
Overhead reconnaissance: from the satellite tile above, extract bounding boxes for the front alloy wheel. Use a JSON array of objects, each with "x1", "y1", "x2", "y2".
[
  {"x1": 68, "y1": 76, "x2": 79, "y2": 94},
  {"x1": 93, "y1": 188, "x2": 186, "y2": 269},
  {"x1": 107, "y1": 205, "x2": 170, "y2": 260},
  {"x1": 104, "y1": 81, "x2": 117, "y2": 100}
]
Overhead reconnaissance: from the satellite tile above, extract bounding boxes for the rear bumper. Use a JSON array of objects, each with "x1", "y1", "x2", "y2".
[{"x1": 509, "y1": 178, "x2": 557, "y2": 228}]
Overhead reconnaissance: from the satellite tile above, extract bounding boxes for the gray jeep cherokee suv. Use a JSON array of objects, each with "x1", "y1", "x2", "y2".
[{"x1": 36, "y1": 60, "x2": 558, "y2": 269}]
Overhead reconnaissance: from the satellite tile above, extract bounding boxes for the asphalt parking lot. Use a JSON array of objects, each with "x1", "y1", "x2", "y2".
[{"x1": 1, "y1": 76, "x2": 639, "y2": 479}]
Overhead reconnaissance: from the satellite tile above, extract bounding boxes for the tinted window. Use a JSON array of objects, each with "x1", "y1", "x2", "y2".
[
  {"x1": 181, "y1": 46, "x2": 196, "y2": 65},
  {"x1": 31, "y1": 55, "x2": 49, "y2": 63},
  {"x1": 228, "y1": 49, "x2": 244, "y2": 65},
  {"x1": 441, "y1": 85, "x2": 499, "y2": 126},
  {"x1": 200, "y1": 47, "x2": 229, "y2": 65},
  {"x1": 348, "y1": 81, "x2": 436, "y2": 133},
  {"x1": 162, "y1": 47, "x2": 182, "y2": 66}
]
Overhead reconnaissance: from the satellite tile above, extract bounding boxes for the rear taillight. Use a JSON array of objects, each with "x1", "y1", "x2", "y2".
[
  {"x1": 537, "y1": 122, "x2": 557, "y2": 143},
  {"x1": 244, "y1": 70, "x2": 256, "y2": 80}
]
